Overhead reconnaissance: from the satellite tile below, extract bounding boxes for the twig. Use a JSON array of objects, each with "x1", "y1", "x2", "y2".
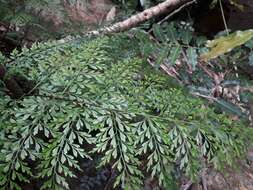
[
  {"x1": 148, "y1": 0, "x2": 197, "y2": 33},
  {"x1": 158, "y1": 0, "x2": 196, "y2": 25},
  {"x1": 191, "y1": 92, "x2": 216, "y2": 102},
  {"x1": 219, "y1": 0, "x2": 229, "y2": 35},
  {"x1": 198, "y1": 61, "x2": 216, "y2": 79},
  {"x1": 180, "y1": 180, "x2": 193, "y2": 190},
  {"x1": 201, "y1": 169, "x2": 208, "y2": 190},
  {"x1": 147, "y1": 56, "x2": 182, "y2": 83}
]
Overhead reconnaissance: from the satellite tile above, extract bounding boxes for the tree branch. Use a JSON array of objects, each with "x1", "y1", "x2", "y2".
[{"x1": 87, "y1": 0, "x2": 195, "y2": 35}]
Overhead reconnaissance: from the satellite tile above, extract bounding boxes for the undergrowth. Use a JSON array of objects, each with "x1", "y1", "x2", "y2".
[{"x1": 0, "y1": 33, "x2": 252, "y2": 190}]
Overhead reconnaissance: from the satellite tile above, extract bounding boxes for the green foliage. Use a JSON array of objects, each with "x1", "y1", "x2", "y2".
[
  {"x1": 140, "y1": 21, "x2": 253, "y2": 117},
  {"x1": 136, "y1": 21, "x2": 206, "y2": 70},
  {"x1": 0, "y1": 33, "x2": 252, "y2": 190}
]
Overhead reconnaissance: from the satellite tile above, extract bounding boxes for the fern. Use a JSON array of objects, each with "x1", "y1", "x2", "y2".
[{"x1": 0, "y1": 33, "x2": 252, "y2": 189}]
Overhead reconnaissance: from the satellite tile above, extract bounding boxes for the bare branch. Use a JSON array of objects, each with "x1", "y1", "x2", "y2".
[{"x1": 88, "y1": 0, "x2": 195, "y2": 35}]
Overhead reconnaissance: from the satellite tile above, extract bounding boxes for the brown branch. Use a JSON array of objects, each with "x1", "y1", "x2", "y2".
[{"x1": 87, "y1": 0, "x2": 195, "y2": 35}]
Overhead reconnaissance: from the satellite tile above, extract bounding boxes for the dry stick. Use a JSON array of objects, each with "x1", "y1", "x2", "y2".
[
  {"x1": 147, "y1": 56, "x2": 182, "y2": 83},
  {"x1": 191, "y1": 92, "x2": 217, "y2": 102},
  {"x1": 219, "y1": 0, "x2": 229, "y2": 35},
  {"x1": 180, "y1": 180, "x2": 193, "y2": 190},
  {"x1": 86, "y1": 0, "x2": 194, "y2": 35},
  {"x1": 201, "y1": 169, "x2": 208, "y2": 190}
]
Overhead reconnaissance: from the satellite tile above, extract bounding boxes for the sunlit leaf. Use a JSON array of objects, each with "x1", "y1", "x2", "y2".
[{"x1": 200, "y1": 30, "x2": 253, "y2": 61}]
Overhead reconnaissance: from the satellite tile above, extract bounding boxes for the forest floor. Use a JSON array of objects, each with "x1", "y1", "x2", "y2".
[{"x1": 183, "y1": 149, "x2": 253, "y2": 190}]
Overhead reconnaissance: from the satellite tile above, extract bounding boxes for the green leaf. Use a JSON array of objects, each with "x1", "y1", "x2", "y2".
[
  {"x1": 186, "y1": 47, "x2": 198, "y2": 70},
  {"x1": 153, "y1": 24, "x2": 165, "y2": 41},
  {"x1": 215, "y1": 99, "x2": 245, "y2": 117},
  {"x1": 169, "y1": 45, "x2": 182, "y2": 65}
]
